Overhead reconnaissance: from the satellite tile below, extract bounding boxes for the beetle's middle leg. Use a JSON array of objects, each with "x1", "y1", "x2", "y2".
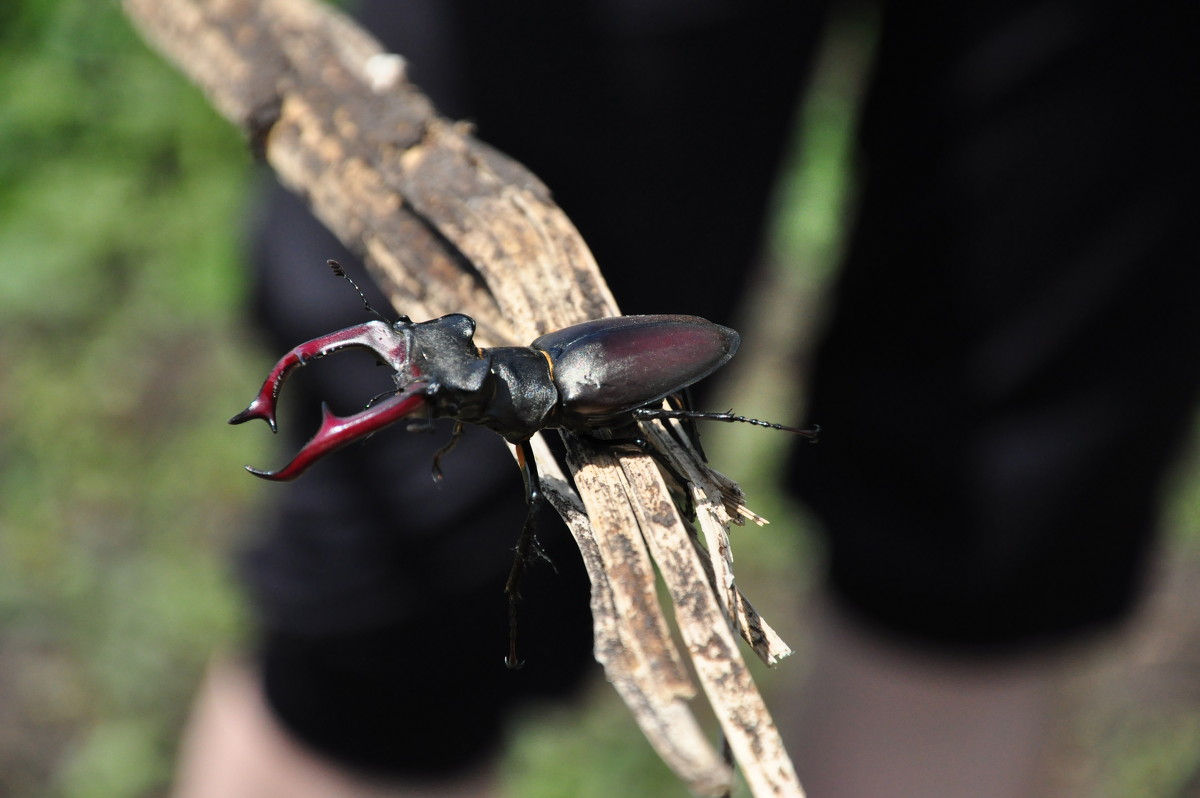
[{"x1": 503, "y1": 439, "x2": 544, "y2": 669}]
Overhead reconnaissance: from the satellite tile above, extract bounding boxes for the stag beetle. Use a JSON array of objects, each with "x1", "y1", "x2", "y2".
[{"x1": 231, "y1": 262, "x2": 817, "y2": 666}]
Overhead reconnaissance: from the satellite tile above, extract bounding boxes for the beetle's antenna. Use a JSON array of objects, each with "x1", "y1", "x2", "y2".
[
  {"x1": 634, "y1": 407, "x2": 820, "y2": 441},
  {"x1": 328, "y1": 259, "x2": 391, "y2": 323}
]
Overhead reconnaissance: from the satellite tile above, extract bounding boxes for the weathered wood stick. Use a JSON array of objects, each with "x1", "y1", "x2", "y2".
[{"x1": 123, "y1": 1, "x2": 803, "y2": 795}]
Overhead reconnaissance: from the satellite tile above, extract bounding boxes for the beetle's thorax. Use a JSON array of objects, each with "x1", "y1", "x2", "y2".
[
  {"x1": 467, "y1": 346, "x2": 559, "y2": 443},
  {"x1": 404, "y1": 315, "x2": 558, "y2": 443}
]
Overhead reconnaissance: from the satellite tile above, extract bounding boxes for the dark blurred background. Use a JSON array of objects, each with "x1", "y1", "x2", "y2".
[{"x1": 2, "y1": 2, "x2": 1200, "y2": 797}]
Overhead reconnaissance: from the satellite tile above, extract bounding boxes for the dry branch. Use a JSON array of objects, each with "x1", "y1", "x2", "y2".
[{"x1": 123, "y1": 0, "x2": 804, "y2": 795}]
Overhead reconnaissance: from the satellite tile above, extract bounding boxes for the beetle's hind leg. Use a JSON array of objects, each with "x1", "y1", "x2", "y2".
[
  {"x1": 665, "y1": 389, "x2": 708, "y2": 463},
  {"x1": 584, "y1": 426, "x2": 700, "y2": 521},
  {"x1": 633, "y1": 405, "x2": 820, "y2": 441}
]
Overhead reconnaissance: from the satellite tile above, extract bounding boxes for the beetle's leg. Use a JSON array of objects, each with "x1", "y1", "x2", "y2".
[
  {"x1": 719, "y1": 736, "x2": 735, "y2": 798},
  {"x1": 238, "y1": 383, "x2": 430, "y2": 481},
  {"x1": 633, "y1": 406, "x2": 821, "y2": 441},
  {"x1": 504, "y1": 439, "x2": 544, "y2": 670},
  {"x1": 430, "y1": 421, "x2": 465, "y2": 482},
  {"x1": 229, "y1": 320, "x2": 415, "y2": 431},
  {"x1": 662, "y1": 390, "x2": 707, "y2": 462}
]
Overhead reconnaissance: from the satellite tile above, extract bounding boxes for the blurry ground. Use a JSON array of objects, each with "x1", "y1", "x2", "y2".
[{"x1": 1, "y1": 2, "x2": 1198, "y2": 797}]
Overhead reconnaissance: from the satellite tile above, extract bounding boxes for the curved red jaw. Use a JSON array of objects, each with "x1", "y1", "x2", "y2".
[{"x1": 230, "y1": 320, "x2": 430, "y2": 481}]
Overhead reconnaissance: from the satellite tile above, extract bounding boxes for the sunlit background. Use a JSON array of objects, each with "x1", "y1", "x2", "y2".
[{"x1": 2, "y1": 2, "x2": 1199, "y2": 797}]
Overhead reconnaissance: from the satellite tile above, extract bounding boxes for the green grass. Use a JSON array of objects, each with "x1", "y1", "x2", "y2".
[
  {"x1": 0, "y1": 3, "x2": 262, "y2": 796},
  {"x1": 3, "y1": 2, "x2": 1199, "y2": 798}
]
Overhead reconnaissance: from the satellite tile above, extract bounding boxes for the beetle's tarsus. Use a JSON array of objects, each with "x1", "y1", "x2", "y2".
[
  {"x1": 634, "y1": 406, "x2": 820, "y2": 441},
  {"x1": 530, "y1": 535, "x2": 556, "y2": 572},
  {"x1": 431, "y1": 422, "x2": 465, "y2": 482}
]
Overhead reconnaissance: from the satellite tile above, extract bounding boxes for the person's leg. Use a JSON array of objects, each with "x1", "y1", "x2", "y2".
[
  {"x1": 785, "y1": 1, "x2": 1200, "y2": 794},
  {"x1": 797, "y1": 0, "x2": 1200, "y2": 654},
  {"x1": 171, "y1": 659, "x2": 499, "y2": 798},
  {"x1": 785, "y1": 603, "x2": 1061, "y2": 798}
]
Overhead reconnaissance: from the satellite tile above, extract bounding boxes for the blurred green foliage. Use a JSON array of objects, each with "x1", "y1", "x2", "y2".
[{"x1": 0, "y1": 2, "x2": 263, "y2": 795}]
